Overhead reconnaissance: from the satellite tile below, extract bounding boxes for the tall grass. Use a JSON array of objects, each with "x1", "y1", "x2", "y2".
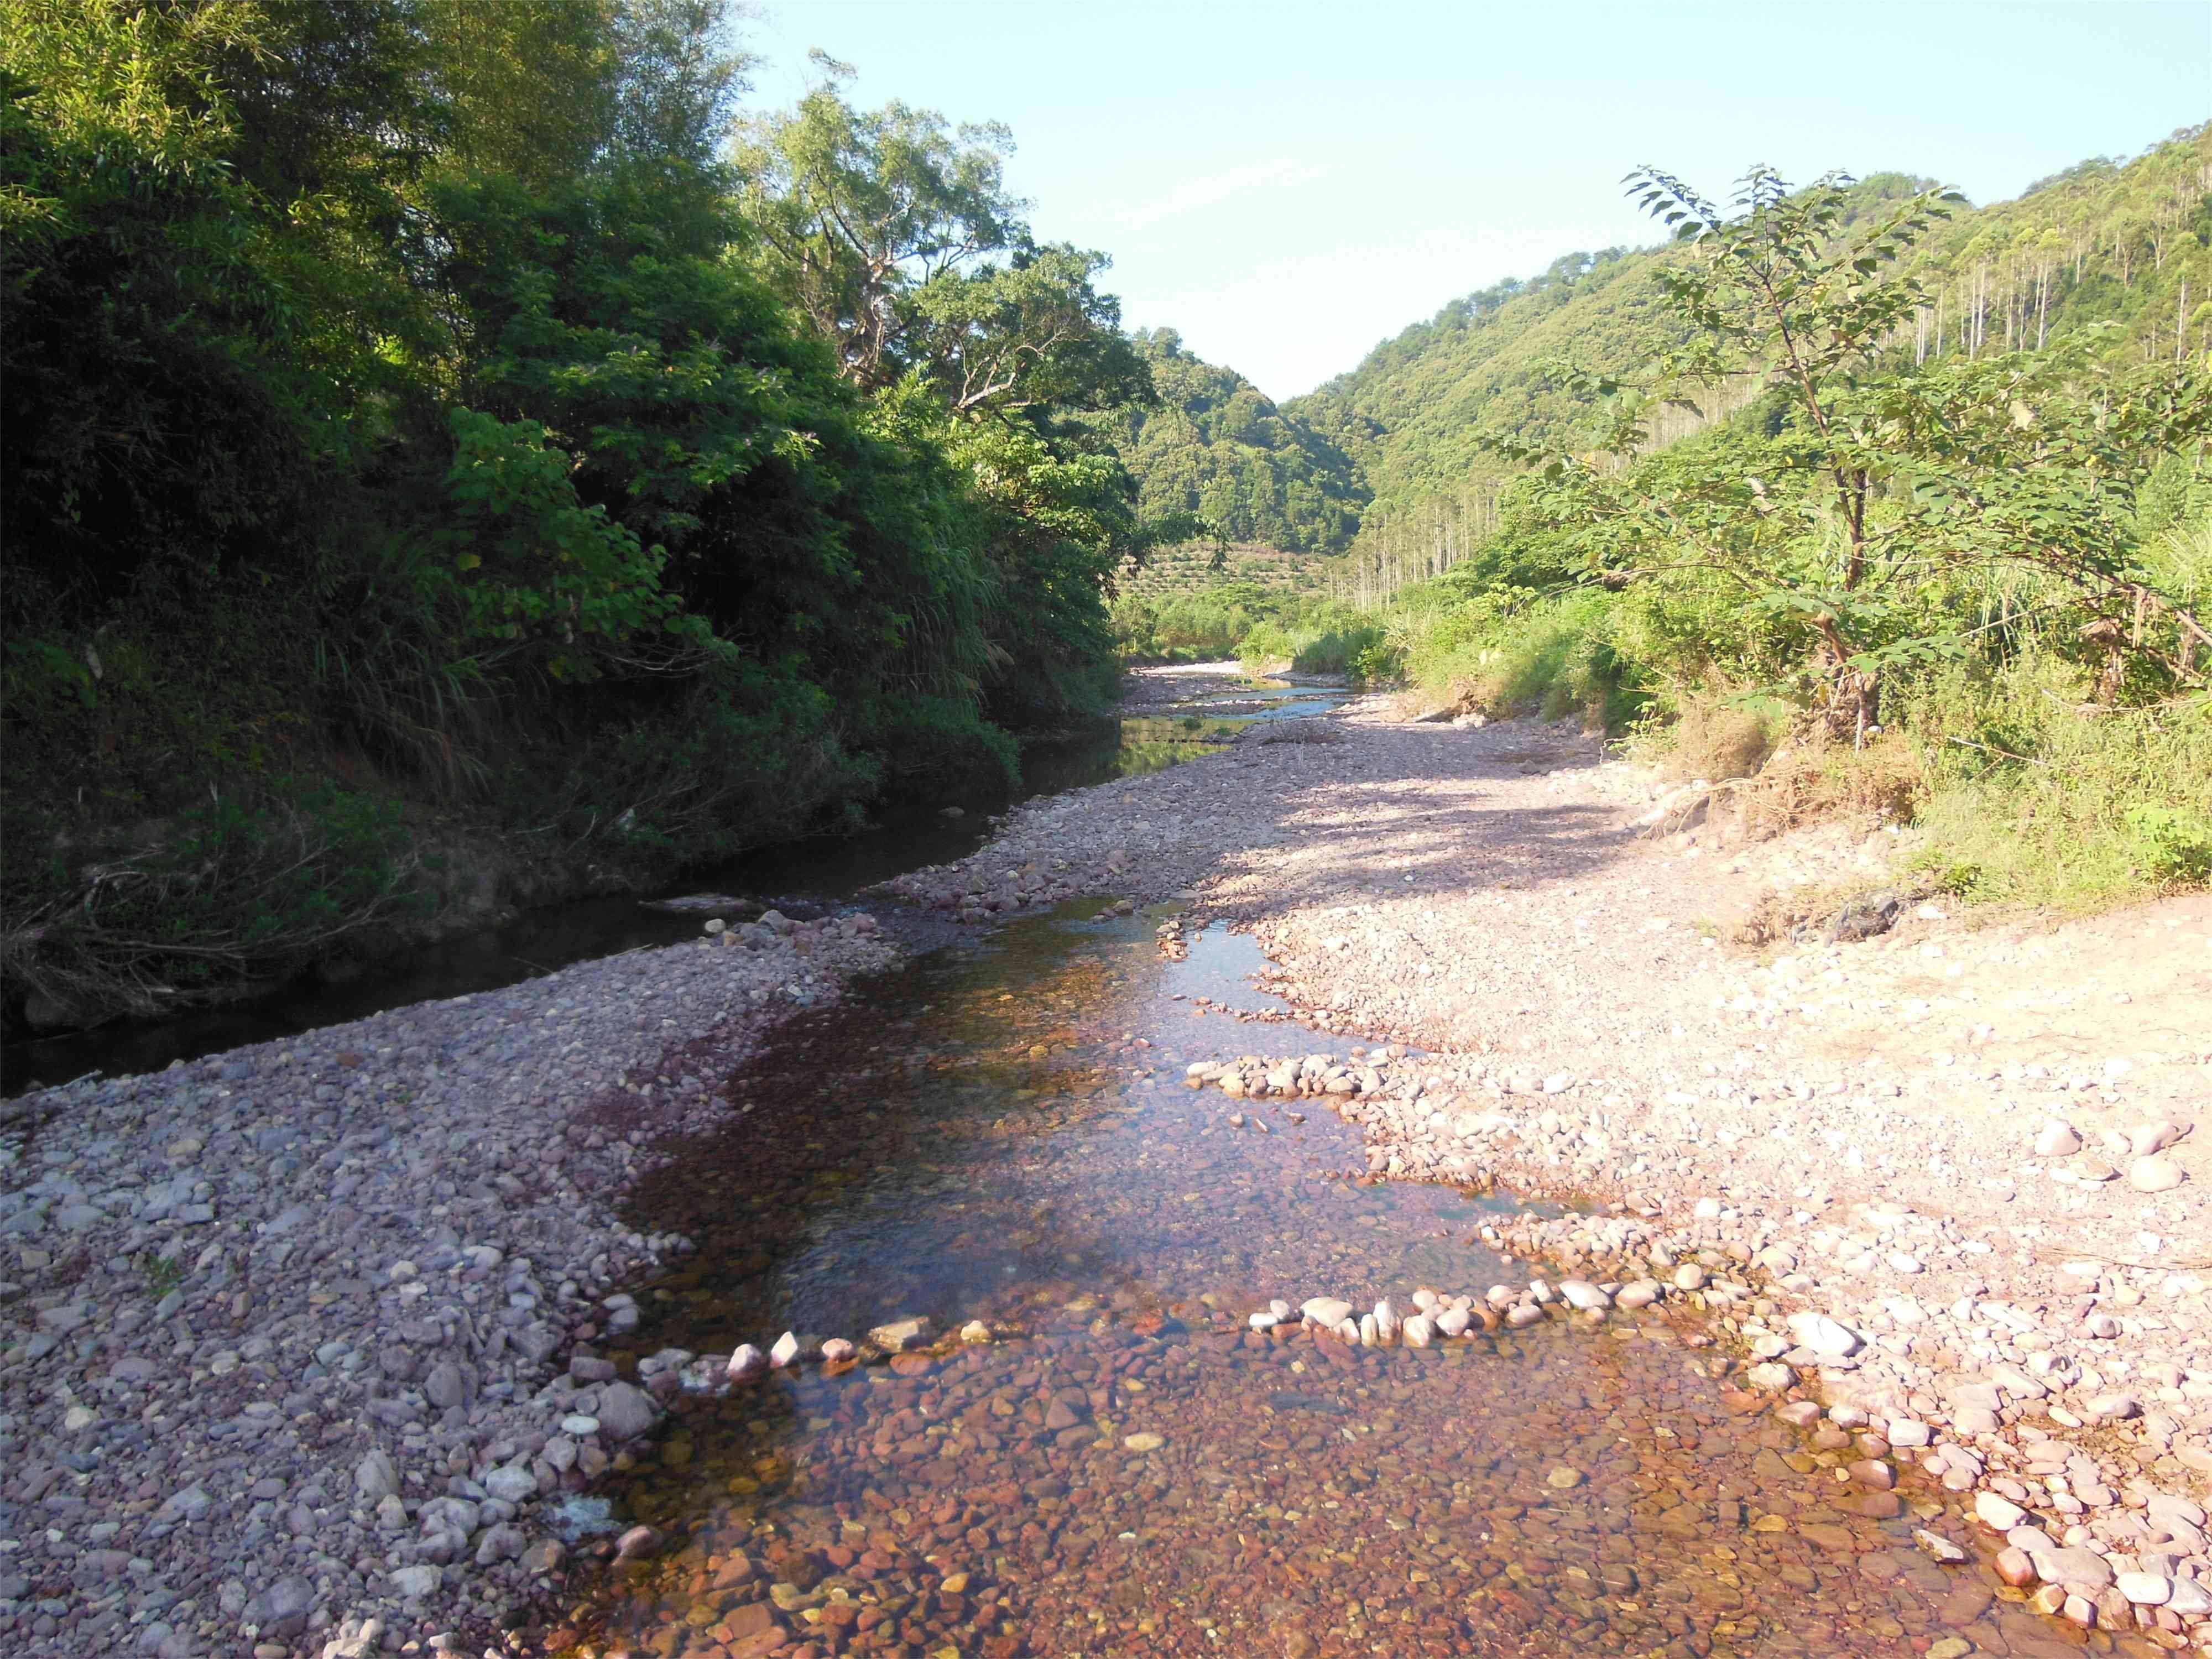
[{"x1": 1906, "y1": 660, "x2": 2212, "y2": 910}]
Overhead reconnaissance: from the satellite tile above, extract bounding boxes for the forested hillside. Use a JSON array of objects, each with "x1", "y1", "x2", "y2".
[
  {"x1": 1097, "y1": 330, "x2": 1366, "y2": 554},
  {"x1": 1235, "y1": 148, "x2": 2212, "y2": 915},
  {"x1": 0, "y1": 2, "x2": 1190, "y2": 1026},
  {"x1": 1291, "y1": 128, "x2": 2212, "y2": 572}
]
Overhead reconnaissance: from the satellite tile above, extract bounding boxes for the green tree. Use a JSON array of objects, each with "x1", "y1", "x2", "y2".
[{"x1": 1496, "y1": 166, "x2": 2212, "y2": 734}]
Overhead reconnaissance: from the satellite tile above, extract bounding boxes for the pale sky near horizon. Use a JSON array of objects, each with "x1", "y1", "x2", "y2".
[{"x1": 739, "y1": 1, "x2": 2212, "y2": 399}]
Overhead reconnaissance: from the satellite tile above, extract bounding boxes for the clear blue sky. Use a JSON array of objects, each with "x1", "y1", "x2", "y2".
[{"x1": 739, "y1": 1, "x2": 2211, "y2": 399}]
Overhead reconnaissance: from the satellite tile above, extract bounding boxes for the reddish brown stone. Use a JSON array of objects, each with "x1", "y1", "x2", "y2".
[{"x1": 723, "y1": 1603, "x2": 780, "y2": 1641}]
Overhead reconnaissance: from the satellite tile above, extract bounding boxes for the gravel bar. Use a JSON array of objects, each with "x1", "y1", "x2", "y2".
[{"x1": 1, "y1": 911, "x2": 894, "y2": 1658}]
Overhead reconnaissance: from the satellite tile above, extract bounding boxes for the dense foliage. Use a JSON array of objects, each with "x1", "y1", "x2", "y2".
[
  {"x1": 0, "y1": 2, "x2": 1177, "y2": 1021},
  {"x1": 1098, "y1": 330, "x2": 1367, "y2": 554},
  {"x1": 1225, "y1": 147, "x2": 2212, "y2": 911}
]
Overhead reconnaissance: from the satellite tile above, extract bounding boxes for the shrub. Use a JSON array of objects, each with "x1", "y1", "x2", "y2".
[
  {"x1": 1, "y1": 781, "x2": 424, "y2": 1022},
  {"x1": 1904, "y1": 656, "x2": 2212, "y2": 910}
]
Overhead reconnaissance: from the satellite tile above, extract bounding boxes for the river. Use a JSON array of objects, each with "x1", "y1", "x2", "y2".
[{"x1": 523, "y1": 904, "x2": 2059, "y2": 1659}]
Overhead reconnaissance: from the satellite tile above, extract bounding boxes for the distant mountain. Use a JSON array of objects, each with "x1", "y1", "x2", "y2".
[{"x1": 1100, "y1": 329, "x2": 1368, "y2": 554}]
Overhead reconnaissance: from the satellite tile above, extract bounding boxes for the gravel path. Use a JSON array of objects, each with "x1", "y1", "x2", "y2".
[
  {"x1": 0, "y1": 913, "x2": 893, "y2": 1658},
  {"x1": 895, "y1": 666, "x2": 2212, "y2": 1648}
]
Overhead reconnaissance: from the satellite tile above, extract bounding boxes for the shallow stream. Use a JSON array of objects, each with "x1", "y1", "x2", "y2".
[{"x1": 540, "y1": 908, "x2": 2088, "y2": 1659}]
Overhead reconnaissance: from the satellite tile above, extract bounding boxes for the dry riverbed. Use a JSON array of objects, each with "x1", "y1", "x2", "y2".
[{"x1": 4, "y1": 662, "x2": 2209, "y2": 1659}]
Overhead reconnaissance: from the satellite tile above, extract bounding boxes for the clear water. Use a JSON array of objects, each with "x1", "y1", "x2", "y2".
[{"x1": 535, "y1": 910, "x2": 2074, "y2": 1659}]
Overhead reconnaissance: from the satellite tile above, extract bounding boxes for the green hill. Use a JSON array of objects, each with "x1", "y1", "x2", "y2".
[
  {"x1": 1098, "y1": 329, "x2": 1368, "y2": 555},
  {"x1": 1285, "y1": 125, "x2": 2212, "y2": 545}
]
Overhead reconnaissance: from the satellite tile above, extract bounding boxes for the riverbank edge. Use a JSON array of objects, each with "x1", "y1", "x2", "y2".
[{"x1": 0, "y1": 912, "x2": 914, "y2": 1659}]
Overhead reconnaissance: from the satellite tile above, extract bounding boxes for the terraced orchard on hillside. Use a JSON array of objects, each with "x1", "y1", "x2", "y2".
[{"x1": 1115, "y1": 542, "x2": 1326, "y2": 601}]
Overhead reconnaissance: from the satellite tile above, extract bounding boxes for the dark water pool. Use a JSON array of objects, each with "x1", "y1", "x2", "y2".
[
  {"x1": 531, "y1": 910, "x2": 2070, "y2": 1659},
  {"x1": 0, "y1": 680, "x2": 1349, "y2": 1097}
]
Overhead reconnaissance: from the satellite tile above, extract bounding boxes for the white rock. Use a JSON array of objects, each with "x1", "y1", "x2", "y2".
[
  {"x1": 2129, "y1": 1156, "x2": 2186, "y2": 1193},
  {"x1": 1248, "y1": 1311, "x2": 1280, "y2": 1332},
  {"x1": 820, "y1": 1338, "x2": 856, "y2": 1363},
  {"x1": 1434, "y1": 1307, "x2": 1470, "y2": 1338},
  {"x1": 388, "y1": 1566, "x2": 440, "y2": 1600},
  {"x1": 769, "y1": 1331, "x2": 800, "y2": 1369},
  {"x1": 2034, "y1": 1121, "x2": 2083, "y2": 1159},
  {"x1": 1402, "y1": 1314, "x2": 1436, "y2": 1348},
  {"x1": 2115, "y1": 1572, "x2": 2172, "y2": 1606},
  {"x1": 1975, "y1": 1491, "x2": 2027, "y2": 1531},
  {"x1": 1558, "y1": 1279, "x2": 1611, "y2": 1312},
  {"x1": 726, "y1": 1343, "x2": 767, "y2": 1382},
  {"x1": 2167, "y1": 1578, "x2": 2212, "y2": 1616},
  {"x1": 1785, "y1": 1311, "x2": 1861, "y2": 1358},
  {"x1": 1373, "y1": 1299, "x2": 1401, "y2": 1343},
  {"x1": 1301, "y1": 1297, "x2": 1354, "y2": 1328},
  {"x1": 354, "y1": 1449, "x2": 399, "y2": 1504},
  {"x1": 1913, "y1": 1528, "x2": 1968, "y2": 1565}
]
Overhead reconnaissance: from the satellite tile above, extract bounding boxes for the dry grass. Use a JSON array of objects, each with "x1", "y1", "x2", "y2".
[
  {"x1": 1731, "y1": 731, "x2": 1926, "y2": 841},
  {"x1": 1658, "y1": 698, "x2": 1778, "y2": 782}
]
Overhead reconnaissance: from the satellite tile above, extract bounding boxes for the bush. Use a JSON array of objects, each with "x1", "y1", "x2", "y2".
[
  {"x1": 1, "y1": 781, "x2": 424, "y2": 1022},
  {"x1": 1397, "y1": 590, "x2": 1646, "y2": 730},
  {"x1": 1292, "y1": 624, "x2": 1390, "y2": 676},
  {"x1": 867, "y1": 695, "x2": 1022, "y2": 797},
  {"x1": 1238, "y1": 620, "x2": 1298, "y2": 674},
  {"x1": 1903, "y1": 656, "x2": 2212, "y2": 910},
  {"x1": 498, "y1": 671, "x2": 880, "y2": 864}
]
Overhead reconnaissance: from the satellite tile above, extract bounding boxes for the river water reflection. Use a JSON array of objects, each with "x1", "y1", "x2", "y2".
[{"x1": 542, "y1": 909, "x2": 2088, "y2": 1659}]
